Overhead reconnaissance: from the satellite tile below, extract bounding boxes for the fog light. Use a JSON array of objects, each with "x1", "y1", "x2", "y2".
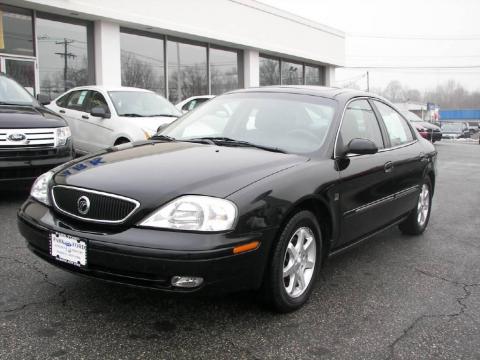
[{"x1": 171, "y1": 276, "x2": 204, "y2": 288}]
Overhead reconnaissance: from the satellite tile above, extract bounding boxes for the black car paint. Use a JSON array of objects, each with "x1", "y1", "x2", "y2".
[
  {"x1": 0, "y1": 104, "x2": 74, "y2": 183},
  {"x1": 17, "y1": 87, "x2": 437, "y2": 293}
]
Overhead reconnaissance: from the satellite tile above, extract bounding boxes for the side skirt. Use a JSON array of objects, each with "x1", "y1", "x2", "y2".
[{"x1": 328, "y1": 215, "x2": 409, "y2": 258}]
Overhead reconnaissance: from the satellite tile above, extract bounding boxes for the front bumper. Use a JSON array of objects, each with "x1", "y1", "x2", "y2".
[
  {"x1": 0, "y1": 143, "x2": 73, "y2": 182},
  {"x1": 17, "y1": 199, "x2": 275, "y2": 294}
]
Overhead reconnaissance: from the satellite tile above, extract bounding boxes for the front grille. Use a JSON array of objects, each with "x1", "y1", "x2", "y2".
[
  {"x1": 0, "y1": 128, "x2": 56, "y2": 147},
  {"x1": 51, "y1": 186, "x2": 139, "y2": 224}
]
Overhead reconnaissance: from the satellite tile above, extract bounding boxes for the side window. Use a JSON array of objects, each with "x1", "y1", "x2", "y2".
[
  {"x1": 66, "y1": 90, "x2": 89, "y2": 111},
  {"x1": 339, "y1": 99, "x2": 384, "y2": 150},
  {"x1": 86, "y1": 91, "x2": 109, "y2": 113},
  {"x1": 182, "y1": 100, "x2": 195, "y2": 112},
  {"x1": 56, "y1": 92, "x2": 71, "y2": 108},
  {"x1": 374, "y1": 101, "x2": 414, "y2": 147}
]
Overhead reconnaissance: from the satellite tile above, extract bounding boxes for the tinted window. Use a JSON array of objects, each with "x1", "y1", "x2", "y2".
[
  {"x1": 340, "y1": 99, "x2": 384, "y2": 150},
  {"x1": 167, "y1": 41, "x2": 207, "y2": 104},
  {"x1": 374, "y1": 101, "x2": 414, "y2": 147},
  {"x1": 56, "y1": 93, "x2": 71, "y2": 108},
  {"x1": 305, "y1": 65, "x2": 324, "y2": 85},
  {"x1": 182, "y1": 98, "x2": 209, "y2": 111},
  {"x1": 210, "y1": 48, "x2": 239, "y2": 95},
  {"x1": 0, "y1": 5, "x2": 34, "y2": 56},
  {"x1": 281, "y1": 61, "x2": 303, "y2": 85},
  {"x1": 120, "y1": 31, "x2": 165, "y2": 95},
  {"x1": 86, "y1": 91, "x2": 109, "y2": 113},
  {"x1": 37, "y1": 16, "x2": 91, "y2": 99},
  {"x1": 260, "y1": 56, "x2": 280, "y2": 86},
  {"x1": 66, "y1": 90, "x2": 89, "y2": 111}
]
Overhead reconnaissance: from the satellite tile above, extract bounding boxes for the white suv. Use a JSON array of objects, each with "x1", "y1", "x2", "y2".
[{"x1": 47, "y1": 86, "x2": 181, "y2": 154}]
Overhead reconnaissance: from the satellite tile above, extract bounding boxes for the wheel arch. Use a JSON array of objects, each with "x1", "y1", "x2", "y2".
[{"x1": 276, "y1": 195, "x2": 336, "y2": 260}]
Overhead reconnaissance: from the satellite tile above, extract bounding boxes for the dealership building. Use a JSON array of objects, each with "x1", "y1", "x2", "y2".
[{"x1": 0, "y1": 0, "x2": 345, "y2": 103}]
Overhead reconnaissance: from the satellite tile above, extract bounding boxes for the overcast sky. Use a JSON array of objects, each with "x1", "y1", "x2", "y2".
[{"x1": 259, "y1": 0, "x2": 480, "y2": 93}]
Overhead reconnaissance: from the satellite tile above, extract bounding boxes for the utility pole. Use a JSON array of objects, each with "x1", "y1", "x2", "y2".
[
  {"x1": 55, "y1": 38, "x2": 76, "y2": 92},
  {"x1": 366, "y1": 71, "x2": 370, "y2": 92}
]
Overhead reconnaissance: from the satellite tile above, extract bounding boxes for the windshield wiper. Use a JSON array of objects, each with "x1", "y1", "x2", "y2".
[
  {"x1": 146, "y1": 114, "x2": 179, "y2": 117},
  {"x1": 185, "y1": 137, "x2": 286, "y2": 153},
  {"x1": 150, "y1": 134, "x2": 176, "y2": 142},
  {"x1": 120, "y1": 113, "x2": 143, "y2": 117}
]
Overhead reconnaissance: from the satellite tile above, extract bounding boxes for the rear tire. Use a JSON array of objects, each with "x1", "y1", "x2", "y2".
[
  {"x1": 399, "y1": 178, "x2": 432, "y2": 235},
  {"x1": 262, "y1": 210, "x2": 322, "y2": 313}
]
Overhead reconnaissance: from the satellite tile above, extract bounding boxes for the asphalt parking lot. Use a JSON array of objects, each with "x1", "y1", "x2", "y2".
[{"x1": 1, "y1": 141, "x2": 479, "y2": 360}]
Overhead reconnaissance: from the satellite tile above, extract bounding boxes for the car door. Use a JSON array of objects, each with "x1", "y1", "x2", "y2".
[
  {"x1": 372, "y1": 100, "x2": 425, "y2": 219},
  {"x1": 83, "y1": 90, "x2": 114, "y2": 152},
  {"x1": 63, "y1": 89, "x2": 90, "y2": 153},
  {"x1": 335, "y1": 98, "x2": 396, "y2": 246}
]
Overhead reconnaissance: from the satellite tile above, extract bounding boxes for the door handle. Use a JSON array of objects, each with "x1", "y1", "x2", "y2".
[
  {"x1": 82, "y1": 115, "x2": 89, "y2": 119},
  {"x1": 384, "y1": 161, "x2": 394, "y2": 173},
  {"x1": 59, "y1": 109, "x2": 65, "y2": 114}
]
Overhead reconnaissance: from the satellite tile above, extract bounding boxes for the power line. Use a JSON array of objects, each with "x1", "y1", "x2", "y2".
[{"x1": 55, "y1": 39, "x2": 77, "y2": 92}]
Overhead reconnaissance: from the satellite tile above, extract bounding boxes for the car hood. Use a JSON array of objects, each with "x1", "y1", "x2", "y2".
[
  {"x1": 53, "y1": 141, "x2": 307, "y2": 213},
  {"x1": 413, "y1": 121, "x2": 441, "y2": 131},
  {"x1": 119, "y1": 116, "x2": 178, "y2": 135},
  {"x1": 0, "y1": 105, "x2": 66, "y2": 128}
]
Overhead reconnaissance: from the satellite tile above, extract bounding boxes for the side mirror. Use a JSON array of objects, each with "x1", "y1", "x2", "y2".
[
  {"x1": 37, "y1": 93, "x2": 51, "y2": 105},
  {"x1": 90, "y1": 106, "x2": 110, "y2": 119},
  {"x1": 156, "y1": 123, "x2": 169, "y2": 133},
  {"x1": 346, "y1": 138, "x2": 378, "y2": 156}
]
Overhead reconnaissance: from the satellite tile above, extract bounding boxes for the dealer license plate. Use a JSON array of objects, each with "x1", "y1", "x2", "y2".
[{"x1": 49, "y1": 232, "x2": 87, "y2": 267}]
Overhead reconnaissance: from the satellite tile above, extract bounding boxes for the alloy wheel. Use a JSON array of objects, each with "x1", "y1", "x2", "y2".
[
  {"x1": 283, "y1": 227, "x2": 316, "y2": 298},
  {"x1": 417, "y1": 184, "x2": 430, "y2": 227}
]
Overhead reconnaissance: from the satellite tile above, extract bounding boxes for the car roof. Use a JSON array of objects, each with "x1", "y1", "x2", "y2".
[
  {"x1": 227, "y1": 85, "x2": 383, "y2": 100},
  {"x1": 66, "y1": 85, "x2": 154, "y2": 93}
]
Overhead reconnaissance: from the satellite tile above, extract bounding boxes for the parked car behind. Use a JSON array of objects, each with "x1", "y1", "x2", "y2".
[
  {"x1": 47, "y1": 86, "x2": 181, "y2": 154},
  {"x1": 176, "y1": 95, "x2": 215, "y2": 113},
  {"x1": 0, "y1": 74, "x2": 73, "y2": 186},
  {"x1": 402, "y1": 111, "x2": 442, "y2": 143},
  {"x1": 441, "y1": 122, "x2": 469, "y2": 139},
  {"x1": 18, "y1": 87, "x2": 437, "y2": 312}
]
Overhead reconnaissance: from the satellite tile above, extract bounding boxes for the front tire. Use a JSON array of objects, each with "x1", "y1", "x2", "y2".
[
  {"x1": 262, "y1": 210, "x2": 322, "y2": 313},
  {"x1": 399, "y1": 178, "x2": 432, "y2": 235}
]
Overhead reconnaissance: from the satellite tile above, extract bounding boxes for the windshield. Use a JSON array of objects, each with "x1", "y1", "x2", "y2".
[
  {"x1": 0, "y1": 75, "x2": 35, "y2": 106},
  {"x1": 161, "y1": 92, "x2": 337, "y2": 154},
  {"x1": 108, "y1": 91, "x2": 181, "y2": 117},
  {"x1": 442, "y1": 123, "x2": 463, "y2": 132}
]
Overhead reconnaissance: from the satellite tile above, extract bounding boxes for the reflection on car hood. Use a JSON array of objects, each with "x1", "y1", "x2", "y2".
[
  {"x1": 0, "y1": 105, "x2": 66, "y2": 128},
  {"x1": 53, "y1": 141, "x2": 307, "y2": 211},
  {"x1": 119, "y1": 116, "x2": 177, "y2": 134}
]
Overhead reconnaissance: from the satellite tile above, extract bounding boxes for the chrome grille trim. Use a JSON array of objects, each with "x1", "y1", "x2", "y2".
[
  {"x1": 0, "y1": 128, "x2": 57, "y2": 147},
  {"x1": 51, "y1": 185, "x2": 141, "y2": 224}
]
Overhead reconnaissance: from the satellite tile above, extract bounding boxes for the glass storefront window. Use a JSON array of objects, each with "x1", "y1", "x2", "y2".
[
  {"x1": 281, "y1": 60, "x2": 303, "y2": 85},
  {"x1": 36, "y1": 16, "x2": 90, "y2": 99},
  {"x1": 0, "y1": 5, "x2": 34, "y2": 56},
  {"x1": 259, "y1": 56, "x2": 280, "y2": 86},
  {"x1": 210, "y1": 47, "x2": 239, "y2": 95},
  {"x1": 167, "y1": 40, "x2": 207, "y2": 104},
  {"x1": 120, "y1": 31, "x2": 165, "y2": 95},
  {"x1": 305, "y1": 65, "x2": 324, "y2": 85}
]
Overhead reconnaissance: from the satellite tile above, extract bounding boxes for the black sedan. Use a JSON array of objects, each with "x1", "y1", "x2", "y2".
[{"x1": 18, "y1": 87, "x2": 437, "y2": 312}]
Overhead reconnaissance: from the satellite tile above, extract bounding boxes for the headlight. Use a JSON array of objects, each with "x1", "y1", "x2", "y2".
[
  {"x1": 56, "y1": 126, "x2": 71, "y2": 146},
  {"x1": 139, "y1": 195, "x2": 237, "y2": 231},
  {"x1": 30, "y1": 171, "x2": 54, "y2": 205},
  {"x1": 142, "y1": 129, "x2": 152, "y2": 140}
]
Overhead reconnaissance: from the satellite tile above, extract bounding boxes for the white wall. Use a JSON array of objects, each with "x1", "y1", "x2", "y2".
[
  {"x1": 94, "y1": 21, "x2": 121, "y2": 86},
  {"x1": 12, "y1": 0, "x2": 345, "y2": 67}
]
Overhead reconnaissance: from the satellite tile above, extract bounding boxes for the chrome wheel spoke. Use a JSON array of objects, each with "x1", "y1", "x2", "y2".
[
  {"x1": 417, "y1": 184, "x2": 430, "y2": 227},
  {"x1": 282, "y1": 226, "x2": 317, "y2": 298}
]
